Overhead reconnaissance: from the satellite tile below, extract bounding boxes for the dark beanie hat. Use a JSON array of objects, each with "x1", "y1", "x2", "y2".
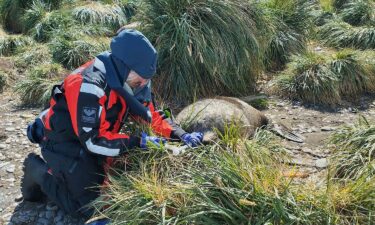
[{"x1": 110, "y1": 29, "x2": 157, "y2": 79}]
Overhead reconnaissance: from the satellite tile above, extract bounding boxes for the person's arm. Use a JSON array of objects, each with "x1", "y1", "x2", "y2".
[
  {"x1": 147, "y1": 102, "x2": 203, "y2": 147},
  {"x1": 147, "y1": 102, "x2": 186, "y2": 140},
  {"x1": 64, "y1": 74, "x2": 140, "y2": 157}
]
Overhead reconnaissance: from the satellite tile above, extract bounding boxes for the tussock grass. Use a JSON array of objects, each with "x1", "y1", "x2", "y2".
[
  {"x1": 325, "y1": 175, "x2": 375, "y2": 224},
  {"x1": 319, "y1": 20, "x2": 375, "y2": 49},
  {"x1": 270, "y1": 52, "x2": 340, "y2": 106},
  {"x1": 15, "y1": 63, "x2": 66, "y2": 105},
  {"x1": 332, "y1": 0, "x2": 351, "y2": 10},
  {"x1": 72, "y1": 1, "x2": 127, "y2": 31},
  {"x1": 330, "y1": 49, "x2": 372, "y2": 98},
  {"x1": 14, "y1": 43, "x2": 51, "y2": 70},
  {"x1": 262, "y1": 0, "x2": 313, "y2": 70},
  {"x1": 270, "y1": 49, "x2": 375, "y2": 105},
  {"x1": 49, "y1": 35, "x2": 109, "y2": 69},
  {"x1": 137, "y1": 0, "x2": 265, "y2": 102},
  {"x1": 93, "y1": 118, "x2": 375, "y2": 224},
  {"x1": 0, "y1": 35, "x2": 33, "y2": 56},
  {"x1": 329, "y1": 117, "x2": 375, "y2": 180},
  {"x1": 319, "y1": 0, "x2": 335, "y2": 12},
  {"x1": 94, "y1": 127, "x2": 328, "y2": 224},
  {"x1": 340, "y1": 0, "x2": 375, "y2": 26},
  {"x1": 326, "y1": 117, "x2": 375, "y2": 223},
  {"x1": 22, "y1": 1, "x2": 71, "y2": 42},
  {"x1": 0, "y1": 0, "x2": 62, "y2": 33}
]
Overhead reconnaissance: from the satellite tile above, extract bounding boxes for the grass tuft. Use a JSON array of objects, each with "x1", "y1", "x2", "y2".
[
  {"x1": 340, "y1": 0, "x2": 375, "y2": 26},
  {"x1": 332, "y1": 0, "x2": 351, "y2": 10},
  {"x1": 72, "y1": 1, "x2": 127, "y2": 31},
  {"x1": 329, "y1": 116, "x2": 375, "y2": 180},
  {"x1": 137, "y1": 0, "x2": 265, "y2": 102},
  {"x1": 0, "y1": 35, "x2": 33, "y2": 56},
  {"x1": 15, "y1": 63, "x2": 67, "y2": 106},
  {"x1": 270, "y1": 52, "x2": 340, "y2": 106},
  {"x1": 0, "y1": 0, "x2": 62, "y2": 33},
  {"x1": 330, "y1": 49, "x2": 371, "y2": 98},
  {"x1": 319, "y1": 20, "x2": 375, "y2": 50},
  {"x1": 49, "y1": 34, "x2": 109, "y2": 69},
  {"x1": 14, "y1": 43, "x2": 51, "y2": 71},
  {"x1": 22, "y1": 1, "x2": 72, "y2": 42}
]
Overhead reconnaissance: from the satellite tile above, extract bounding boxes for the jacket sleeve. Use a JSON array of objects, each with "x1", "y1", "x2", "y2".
[
  {"x1": 147, "y1": 102, "x2": 187, "y2": 140},
  {"x1": 64, "y1": 75, "x2": 140, "y2": 157}
]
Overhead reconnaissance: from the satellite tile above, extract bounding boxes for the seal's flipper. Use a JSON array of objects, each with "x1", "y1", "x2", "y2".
[{"x1": 268, "y1": 123, "x2": 305, "y2": 143}]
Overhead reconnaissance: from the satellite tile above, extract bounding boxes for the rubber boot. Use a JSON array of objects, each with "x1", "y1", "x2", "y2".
[{"x1": 21, "y1": 153, "x2": 48, "y2": 202}]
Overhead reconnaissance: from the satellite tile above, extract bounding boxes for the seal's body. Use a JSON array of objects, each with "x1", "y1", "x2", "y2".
[{"x1": 176, "y1": 97, "x2": 269, "y2": 142}]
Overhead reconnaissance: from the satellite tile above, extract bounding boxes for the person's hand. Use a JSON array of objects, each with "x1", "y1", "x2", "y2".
[
  {"x1": 181, "y1": 132, "x2": 203, "y2": 147},
  {"x1": 140, "y1": 132, "x2": 166, "y2": 149}
]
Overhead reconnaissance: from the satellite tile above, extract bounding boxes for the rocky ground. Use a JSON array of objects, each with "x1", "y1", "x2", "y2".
[
  {"x1": 0, "y1": 92, "x2": 86, "y2": 225},
  {"x1": 0, "y1": 89, "x2": 374, "y2": 224}
]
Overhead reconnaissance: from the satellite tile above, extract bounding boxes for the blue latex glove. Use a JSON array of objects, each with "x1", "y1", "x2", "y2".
[
  {"x1": 181, "y1": 132, "x2": 203, "y2": 147},
  {"x1": 140, "y1": 132, "x2": 166, "y2": 149}
]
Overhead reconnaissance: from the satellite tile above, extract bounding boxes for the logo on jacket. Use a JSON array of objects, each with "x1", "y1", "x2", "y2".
[{"x1": 82, "y1": 107, "x2": 97, "y2": 124}]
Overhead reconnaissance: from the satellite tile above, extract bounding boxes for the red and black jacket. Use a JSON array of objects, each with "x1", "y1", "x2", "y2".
[{"x1": 42, "y1": 60, "x2": 185, "y2": 157}]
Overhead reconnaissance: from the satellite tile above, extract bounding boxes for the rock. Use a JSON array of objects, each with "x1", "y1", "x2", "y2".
[
  {"x1": 314, "y1": 46, "x2": 322, "y2": 51},
  {"x1": 4, "y1": 177, "x2": 15, "y2": 183},
  {"x1": 20, "y1": 114, "x2": 35, "y2": 119},
  {"x1": 0, "y1": 144, "x2": 6, "y2": 149},
  {"x1": 0, "y1": 161, "x2": 10, "y2": 168},
  {"x1": 13, "y1": 153, "x2": 22, "y2": 159},
  {"x1": 276, "y1": 102, "x2": 285, "y2": 107},
  {"x1": 311, "y1": 127, "x2": 318, "y2": 132},
  {"x1": 1, "y1": 212, "x2": 12, "y2": 221},
  {"x1": 315, "y1": 158, "x2": 328, "y2": 168},
  {"x1": 6, "y1": 164, "x2": 15, "y2": 173},
  {"x1": 321, "y1": 126, "x2": 335, "y2": 131},
  {"x1": 14, "y1": 194, "x2": 23, "y2": 202},
  {"x1": 5, "y1": 128, "x2": 15, "y2": 132}
]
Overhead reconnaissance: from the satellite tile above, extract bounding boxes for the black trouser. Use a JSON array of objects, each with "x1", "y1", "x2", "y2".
[{"x1": 39, "y1": 141, "x2": 105, "y2": 217}]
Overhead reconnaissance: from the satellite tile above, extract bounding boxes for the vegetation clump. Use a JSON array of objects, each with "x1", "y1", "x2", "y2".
[
  {"x1": 137, "y1": 0, "x2": 265, "y2": 102},
  {"x1": 0, "y1": 35, "x2": 33, "y2": 56},
  {"x1": 330, "y1": 117, "x2": 375, "y2": 180},
  {"x1": 49, "y1": 35, "x2": 109, "y2": 70},
  {"x1": 262, "y1": 0, "x2": 314, "y2": 71},
  {"x1": 270, "y1": 49, "x2": 375, "y2": 106},
  {"x1": 270, "y1": 52, "x2": 340, "y2": 106},
  {"x1": 15, "y1": 63, "x2": 67, "y2": 105},
  {"x1": 319, "y1": 21, "x2": 375, "y2": 50},
  {"x1": 72, "y1": 1, "x2": 127, "y2": 31}
]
